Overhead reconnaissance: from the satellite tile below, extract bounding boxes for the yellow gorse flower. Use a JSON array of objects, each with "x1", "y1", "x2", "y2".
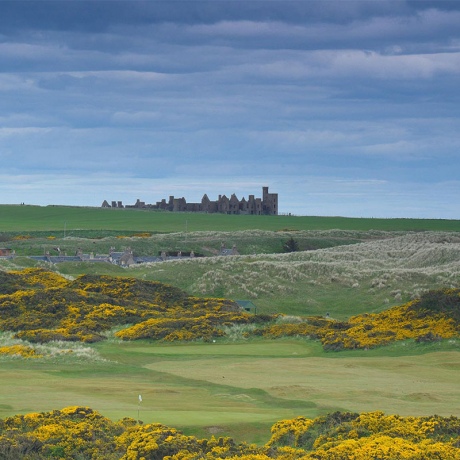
[{"x1": 1, "y1": 407, "x2": 459, "y2": 459}]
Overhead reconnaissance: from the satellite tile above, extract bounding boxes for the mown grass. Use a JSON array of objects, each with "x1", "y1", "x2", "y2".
[{"x1": 1, "y1": 338, "x2": 459, "y2": 444}]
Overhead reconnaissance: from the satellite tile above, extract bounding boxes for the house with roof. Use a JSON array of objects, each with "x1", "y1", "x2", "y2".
[{"x1": 0, "y1": 248, "x2": 14, "y2": 257}]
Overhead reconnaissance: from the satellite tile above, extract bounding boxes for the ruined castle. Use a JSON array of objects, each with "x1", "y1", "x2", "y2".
[{"x1": 102, "y1": 186, "x2": 278, "y2": 215}]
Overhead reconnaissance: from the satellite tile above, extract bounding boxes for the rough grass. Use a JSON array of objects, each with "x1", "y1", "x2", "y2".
[
  {"x1": 73, "y1": 231, "x2": 460, "y2": 318},
  {"x1": 3, "y1": 231, "x2": 460, "y2": 319},
  {"x1": 143, "y1": 343, "x2": 460, "y2": 417},
  {"x1": 0, "y1": 228, "x2": 368, "y2": 257},
  {"x1": 0, "y1": 332, "x2": 106, "y2": 362}
]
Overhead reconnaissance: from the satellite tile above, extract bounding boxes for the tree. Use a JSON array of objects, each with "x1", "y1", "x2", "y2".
[{"x1": 282, "y1": 237, "x2": 299, "y2": 253}]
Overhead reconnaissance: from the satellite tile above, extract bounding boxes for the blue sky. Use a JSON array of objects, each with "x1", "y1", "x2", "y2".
[{"x1": 0, "y1": 0, "x2": 459, "y2": 218}]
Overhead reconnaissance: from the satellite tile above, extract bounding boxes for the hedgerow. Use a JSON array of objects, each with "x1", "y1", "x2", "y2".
[{"x1": 1, "y1": 407, "x2": 459, "y2": 459}]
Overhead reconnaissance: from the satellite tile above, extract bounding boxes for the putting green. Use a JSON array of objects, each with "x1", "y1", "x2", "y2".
[
  {"x1": 144, "y1": 347, "x2": 460, "y2": 417},
  {"x1": 127, "y1": 341, "x2": 316, "y2": 357},
  {"x1": 1, "y1": 340, "x2": 459, "y2": 444}
]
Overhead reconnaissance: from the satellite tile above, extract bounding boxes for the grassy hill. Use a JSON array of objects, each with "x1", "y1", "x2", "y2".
[
  {"x1": 2, "y1": 206, "x2": 460, "y2": 320},
  {"x1": 3, "y1": 230, "x2": 459, "y2": 319}
]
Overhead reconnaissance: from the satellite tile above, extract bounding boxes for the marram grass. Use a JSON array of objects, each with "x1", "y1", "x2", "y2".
[{"x1": 4, "y1": 230, "x2": 460, "y2": 318}]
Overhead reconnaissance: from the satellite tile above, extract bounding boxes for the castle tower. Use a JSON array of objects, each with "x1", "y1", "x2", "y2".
[
  {"x1": 262, "y1": 186, "x2": 278, "y2": 215},
  {"x1": 262, "y1": 186, "x2": 269, "y2": 202}
]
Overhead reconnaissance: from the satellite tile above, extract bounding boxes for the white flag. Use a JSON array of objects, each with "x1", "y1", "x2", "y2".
[{"x1": 138, "y1": 394, "x2": 142, "y2": 402}]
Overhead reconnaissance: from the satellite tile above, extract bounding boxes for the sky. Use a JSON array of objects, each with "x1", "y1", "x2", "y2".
[{"x1": 0, "y1": 0, "x2": 459, "y2": 218}]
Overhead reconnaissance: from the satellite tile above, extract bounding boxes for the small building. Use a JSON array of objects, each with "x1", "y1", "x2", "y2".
[
  {"x1": 119, "y1": 249, "x2": 135, "y2": 267},
  {"x1": 220, "y1": 244, "x2": 239, "y2": 256},
  {"x1": 235, "y1": 300, "x2": 257, "y2": 314}
]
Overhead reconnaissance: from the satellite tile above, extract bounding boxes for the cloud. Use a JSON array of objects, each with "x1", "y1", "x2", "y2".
[
  {"x1": 0, "y1": 127, "x2": 52, "y2": 138},
  {"x1": 0, "y1": 1, "x2": 459, "y2": 218},
  {"x1": 225, "y1": 49, "x2": 460, "y2": 83}
]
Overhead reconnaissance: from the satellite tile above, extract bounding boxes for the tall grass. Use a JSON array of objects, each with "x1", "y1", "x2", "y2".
[
  {"x1": 0, "y1": 332, "x2": 106, "y2": 362},
  {"x1": 0, "y1": 228, "x2": 367, "y2": 257},
  {"x1": 127, "y1": 231, "x2": 460, "y2": 318}
]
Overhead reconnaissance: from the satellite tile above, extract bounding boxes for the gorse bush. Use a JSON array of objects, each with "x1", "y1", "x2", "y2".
[
  {"x1": 0, "y1": 268, "x2": 459, "y2": 351},
  {"x1": 0, "y1": 344, "x2": 42, "y2": 358},
  {"x1": 268, "y1": 411, "x2": 460, "y2": 459},
  {"x1": 413, "y1": 288, "x2": 460, "y2": 322},
  {"x1": 318, "y1": 299, "x2": 458, "y2": 350},
  {"x1": 0, "y1": 268, "x2": 265, "y2": 346},
  {"x1": 0, "y1": 331, "x2": 106, "y2": 361},
  {"x1": 254, "y1": 287, "x2": 460, "y2": 350},
  {"x1": 1, "y1": 406, "x2": 459, "y2": 459}
]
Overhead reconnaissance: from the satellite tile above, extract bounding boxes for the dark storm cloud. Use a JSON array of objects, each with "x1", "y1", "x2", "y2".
[{"x1": 0, "y1": 1, "x2": 402, "y2": 30}]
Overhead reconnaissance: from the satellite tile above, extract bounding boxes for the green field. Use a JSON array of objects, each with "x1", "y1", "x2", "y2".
[
  {"x1": 1, "y1": 338, "x2": 459, "y2": 444},
  {"x1": 1, "y1": 204, "x2": 460, "y2": 444},
  {"x1": 1, "y1": 204, "x2": 460, "y2": 233}
]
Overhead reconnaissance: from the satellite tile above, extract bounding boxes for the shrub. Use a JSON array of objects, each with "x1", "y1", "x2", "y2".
[
  {"x1": 1, "y1": 407, "x2": 460, "y2": 459},
  {"x1": 0, "y1": 269, "x2": 250, "y2": 346},
  {"x1": 282, "y1": 237, "x2": 299, "y2": 253},
  {"x1": 413, "y1": 288, "x2": 460, "y2": 322},
  {"x1": 1, "y1": 269, "x2": 459, "y2": 351},
  {"x1": 0, "y1": 344, "x2": 42, "y2": 358}
]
